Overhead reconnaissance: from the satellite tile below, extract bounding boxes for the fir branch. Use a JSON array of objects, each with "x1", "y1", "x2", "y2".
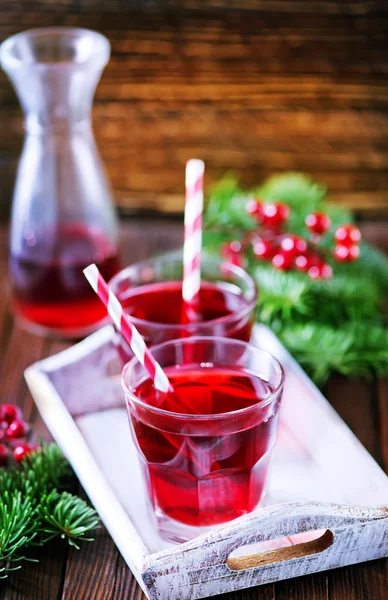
[
  {"x1": 0, "y1": 444, "x2": 99, "y2": 577},
  {"x1": 37, "y1": 491, "x2": 99, "y2": 549},
  {"x1": 250, "y1": 261, "x2": 381, "y2": 325},
  {"x1": 251, "y1": 172, "x2": 327, "y2": 208},
  {"x1": 301, "y1": 273, "x2": 381, "y2": 324},
  {"x1": 251, "y1": 264, "x2": 311, "y2": 322},
  {"x1": 203, "y1": 170, "x2": 388, "y2": 384},
  {"x1": 205, "y1": 175, "x2": 253, "y2": 229},
  {"x1": 19, "y1": 444, "x2": 70, "y2": 501},
  {"x1": 351, "y1": 243, "x2": 388, "y2": 295},
  {"x1": 0, "y1": 469, "x2": 22, "y2": 497},
  {"x1": 275, "y1": 321, "x2": 388, "y2": 385},
  {"x1": 0, "y1": 492, "x2": 37, "y2": 577}
]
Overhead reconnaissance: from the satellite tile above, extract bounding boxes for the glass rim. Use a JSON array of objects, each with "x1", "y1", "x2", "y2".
[
  {"x1": 121, "y1": 335, "x2": 285, "y2": 421},
  {"x1": 0, "y1": 27, "x2": 110, "y2": 71},
  {"x1": 108, "y1": 251, "x2": 258, "y2": 331}
]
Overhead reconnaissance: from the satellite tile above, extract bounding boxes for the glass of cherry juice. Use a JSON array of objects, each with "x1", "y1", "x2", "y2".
[
  {"x1": 108, "y1": 252, "x2": 257, "y2": 360},
  {"x1": 122, "y1": 336, "x2": 284, "y2": 543}
]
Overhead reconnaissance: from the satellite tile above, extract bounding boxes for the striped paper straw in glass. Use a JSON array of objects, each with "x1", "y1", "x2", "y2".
[
  {"x1": 182, "y1": 159, "x2": 205, "y2": 320},
  {"x1": 83, "y1": 264, "x2": 172, "y2": 393}
]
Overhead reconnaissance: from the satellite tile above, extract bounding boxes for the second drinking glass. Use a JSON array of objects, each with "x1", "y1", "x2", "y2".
[{"x1": 108, "y1": 252, "x2": 257, "y2": 359}]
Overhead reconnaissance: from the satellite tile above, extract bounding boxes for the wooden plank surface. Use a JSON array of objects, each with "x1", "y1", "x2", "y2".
[
  {"x1": 0, "y1": 2, "x2": 388, "y2": 217},
  {"x1": 0, "y1": 220, "x2": 387, "y2": 599}
]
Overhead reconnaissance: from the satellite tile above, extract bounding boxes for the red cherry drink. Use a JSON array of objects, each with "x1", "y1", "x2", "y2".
[
  {"x1": 110, "y1": 254, "x2": 257, "y2": 359},
  {"x1": 116, "y1": 280, "x2": 254, "y2": 358},
  {"x1": 129, "y1": 365, "x2": 280, "y2": 527},
  {"x1": 10, "y1": 225, "x2": 120, "y2": 334}
]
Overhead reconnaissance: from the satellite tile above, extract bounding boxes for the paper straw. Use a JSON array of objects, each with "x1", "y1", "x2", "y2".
[
  {"x1": 182, "y1": 159, "x2": 205, "y2": 319},
  {"x1": 83, "y1": 264, "x2": 172, "y2": 393}
]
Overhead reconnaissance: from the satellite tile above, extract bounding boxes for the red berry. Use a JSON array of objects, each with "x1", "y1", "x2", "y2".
[
  {"x1": 308, "y1": 264, "x2": 333, "y2": 280},
  {"x1": 295, "y1": 252, "x2": 321, "y2": 272},
  {"x1": 253, "y1": 239, "x2": 276, "y2": 260},
  {"x1": 6, "y1": 419, "x2": 29, "y2": 440},
  {"x1": 222, "y1": 240, "x2": 242, "y2": 255},
  {"x1": 321, "y1": 264, "x2": 334, "y2": 279},
  {"x1": 0, "y1": 404, "x2": 22, "y2": 424},
  {"x1": 246, "y1": 199, "x2": 265, "y2": 223},
  {"x1": 305, "y1": 212, "x2": 332, "y2": 236},
  {"x1": 295, "y1": 255, "x2": 312, "y2": 271},
  {"x1": 280, "y1": 235, "x2": 308, "y2": 257},
  {"x1": 13, "y1": 443, "x2": 39, "y2": 464},
  {"x1": 272, "y1": 252, "x2": 293, "y2": 270},
  {"x1": 262, "y1": 203, "x2": 290, "y2": 229},
  {"x1": 220, "y1": 241, "x2": 244, "y2": 267},
  {"x1": 228, "y1": 254, "x2": 244, "y2": 267},
  {"x1": 349, "y1": 245, "x2": 361, "y2": 260},
  {"x1": 333, "y1": 244, "x2": 360, "y2": 262},
  {"x1": 276, "y1": 203, "x2": 291, "y2": 222},
  {"x1": 334, "y1": 224, "x2": 362, "y2": 247},
  {"x1": 0, "y1": 443, "x2": 9, "y2": 466},
  {"x1": 295, "y1": 255, "x2": 309, "y2": 271}
]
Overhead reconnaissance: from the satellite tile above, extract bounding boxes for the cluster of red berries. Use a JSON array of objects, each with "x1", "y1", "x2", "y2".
[
  {"x1": 332, "y1": 224, "x2": 362, "y2": 262},
  {"x1": 245, "y1": 200, "x2": 290, "y2": 230},
  {"x1": 0, "y1": 403, "x2": 39, "y2": 466},
  {"x1": 220, "y1": 199, "x2": 362, "y2": 280}
]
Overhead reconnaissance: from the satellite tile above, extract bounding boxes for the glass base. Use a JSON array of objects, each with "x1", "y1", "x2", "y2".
[
  {"x1": 155, "y1": 509, "x2": 215, "y2": 544},
  {"x1": 155, "y1": 489, "x2": 269, "y2": 544}
]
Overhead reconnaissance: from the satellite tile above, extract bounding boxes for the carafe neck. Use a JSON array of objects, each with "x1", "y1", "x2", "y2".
[
  {"x1": 0, "y1": 27, "x2": 110, "y2": 136},
  {"x1": 25, "y1": 112, "x2": 92, "y2": 135}
]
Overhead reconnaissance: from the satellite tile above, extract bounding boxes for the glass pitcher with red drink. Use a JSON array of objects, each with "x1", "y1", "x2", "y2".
[{"x1": 0, "y1": 28, "x2": 120, "y2": 337}]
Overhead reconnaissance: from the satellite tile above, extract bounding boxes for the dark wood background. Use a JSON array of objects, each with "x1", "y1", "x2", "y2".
[{"x1": 1, "y1": 1, "x2": 388, "y2": 219}]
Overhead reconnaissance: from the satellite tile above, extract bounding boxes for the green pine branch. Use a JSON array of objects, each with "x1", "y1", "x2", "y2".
[
  {"x1": 0, "y1": 444, "x2": 99, "y2": 577},
  {"x1": 203, "y1": 171, "x2": 388, "y2": 385},
  {"x1": 0, "y1": 492, "x2": 37, "y2": 577},
  {"x1": 274, "y1": 321, "x2": 388, "y2": 385},
  {"x1": 19, "y1": 444, "x2": 70, "y2": 500},
  {"x1": 251, "y1": 172, "x2": 327, "y2": 208},
  {"x1": 38, "y1": 491, "x2": 100, "y2": 549},
  {"x1": 205, "y1": 175, "x2": 254, "y2": 229}
]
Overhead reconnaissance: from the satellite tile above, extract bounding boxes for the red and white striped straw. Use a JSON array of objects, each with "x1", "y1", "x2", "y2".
[
  {"x1": 182, "y1": 159, "x2": 205, "y2": 317},
  {"x1": 83, "y1": 264, "x2": 172, "y2": 393}
]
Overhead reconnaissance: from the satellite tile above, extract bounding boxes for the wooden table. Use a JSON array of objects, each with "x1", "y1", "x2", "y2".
[{"x1": 0, "y1": 220, "x2": 387, "y2": 600}]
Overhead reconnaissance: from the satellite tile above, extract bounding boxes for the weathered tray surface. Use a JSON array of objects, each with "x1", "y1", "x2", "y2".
[{"x1": 25, "y1": 325, "x2": 388, "y2": 600}]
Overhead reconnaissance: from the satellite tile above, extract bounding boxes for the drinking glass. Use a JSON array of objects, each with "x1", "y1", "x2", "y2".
[
  {"x1": 122, "y1": 336, "x2": 284, "y2": 542},
  {"x1": 108, "y1": 251, "x2": 257, "y2": 360}
]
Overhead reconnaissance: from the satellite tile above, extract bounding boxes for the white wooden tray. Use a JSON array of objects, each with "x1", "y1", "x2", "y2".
[{"x1": 25, "y1": 325, "x2": 388, "y2": 600}]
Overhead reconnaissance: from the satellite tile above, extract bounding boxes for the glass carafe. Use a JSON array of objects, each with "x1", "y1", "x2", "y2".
[{"x1": 0, "y1": 27, "x2": 121, "y2": 337}]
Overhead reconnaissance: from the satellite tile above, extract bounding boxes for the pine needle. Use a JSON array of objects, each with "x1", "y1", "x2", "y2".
[
  {"x1": 19, "y1": 443, "x2": 70, "y2": 501},
  {"x1": 0, "y1": 492, "x2": 36, "y2": 577},
  {"x1": 276, "y1": 321, "x2": 388, "y2": 385},
  {"x1": 0, "y1": 444, "x2": 99, "y2": 576},
  {"x1": 38, "y1": 491, "x2": 100, "y2": 549}
]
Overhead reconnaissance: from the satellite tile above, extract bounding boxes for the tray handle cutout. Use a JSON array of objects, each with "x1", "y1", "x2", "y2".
[
  {"x1": 227, "y1": 529, "x2": 334, "y2": 571},
  {"x1": 145, "y1": 504, "x2": 388, "y2": 600}
]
